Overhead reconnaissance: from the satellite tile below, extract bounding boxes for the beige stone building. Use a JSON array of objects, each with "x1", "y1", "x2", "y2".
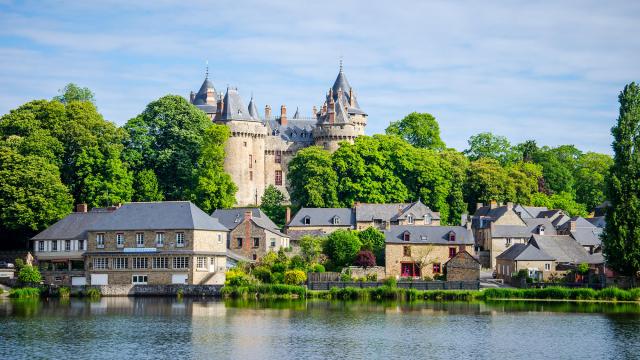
[
  {"x1": 190, "y1": 63, "x2": 367, "y2": 206},
  {"x1": 84, "y1": 202, "x2": 228, "y2": 286},
  {"x1": 384, "y1": 225, "x2": 474, "y2": 279}
]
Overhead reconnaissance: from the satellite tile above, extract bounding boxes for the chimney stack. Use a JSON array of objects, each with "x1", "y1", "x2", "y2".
[
  {"x1": 76, "y1": 203, "x2": 88, "y2": 213},
  {"x1": 569, "y1": 220, "x2": 577, "y2": 232},
  {"x1": 285, "y1": 207, "x2": 291, "y2": 225},
  {"x1": 280, "y1": 105, "x2": 287, "y2": 126},
  {"x1": 216, "y1": 97, "x2": 224, "y2": 118},
  {"x1": 328, "y1": 97, "x2": 336, "y2": 124},
  {"x1": 507, "y1": 202, "x2": 513, "y2": 210},
  {"x1": 206, "y1": 88, "x2": 215, "y2": 104},
  {"x1": 489, "y1": 200, "x2": 497, "y2": 209},
  {"x1": 244, "y1": 210, "x2": 253, "y2": 221},
  {"x1": 476, "y1": 203, "x2": 483, "y2": 211},
  {"x1": 312, "y1": 106, "x2": 318, "y2": 116},
  {"x1": 265, "y1": 105, "x2": 272, "y2": 119},
  {"x1": 349, "y1": 88, "x2": 354, "y2": 107}
]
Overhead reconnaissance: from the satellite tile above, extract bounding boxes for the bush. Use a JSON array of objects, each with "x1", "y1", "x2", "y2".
[
  {"x1": 270, "y1": 272, "x2": 284, "y2": 284},
  {"x1": 366, "y1": 273, "x2": 378, "y2": 281},
  {"x1": 225, "y1": 268, "x2": 252, "y2": 286},
  {"x1": 222, "y1": 284, "x2": 306, "y2": 299},
  {"x1": 58, "y1": 286, "x2": 70, "y2": 298},
  {"x1": 434, "y1": 274, "x2": 446, "y2": 281},
  {"x1": 284, "y1": 269, "x2": 307, "y2": 285},
  {"x1": 9, "y1": 287, "x2": 41, "y2": 299},
  {"x1": 354, "y1": 250, "x2": 376, "y2": 268},
  {"x1": 289, "y1": 255, "x2": 307, "y2": 270},
  {"x1": 14, "y1": 258, "x2": 25, "y2": 273},
  {"x1": 84, "y1": 287, "x2": 101, "y2": 299},
  {"x1": 576, "y1": 263, "x2": 590, "y2": 275},
  {"x1": 324, "y1": 230, "x2": 362, "y2": 268},
  {"x1": 340, "y1": 273, "x2": 352, "y2": 282},
  {"x1": 253, "y1": 266, "x2": 272, "y2": 283},
  {"x1": 311, "y1": 263, "x2": 325, "y2": 273},
  {"x1": 271, "y1": 263, "x2": 287, "y2": 273},
  {"x1": 383, "y1": 277, "x2": 397, "y2": 288},
  {"x1": 18, "y1": 265, "x2": 42, "y2": 286}
]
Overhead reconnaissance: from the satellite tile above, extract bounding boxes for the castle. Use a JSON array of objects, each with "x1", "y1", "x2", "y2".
[{"x1": 189, "y1": 64, "x2": 368, "y2": 206}]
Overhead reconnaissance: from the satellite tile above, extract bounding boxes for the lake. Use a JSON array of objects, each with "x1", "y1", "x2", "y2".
[{"x1": 1, "y1": 298, "x2": 639, "y2": 359}]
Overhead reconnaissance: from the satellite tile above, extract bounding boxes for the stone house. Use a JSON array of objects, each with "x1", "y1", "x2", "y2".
[
  {"x1": 556, "y1": 216, "x2": 603, "y2": 254},
  {"x1": 211, "y1": 208, "x2": 290, "y2": 261},
  {"x1": 354, "y1": 200, "x2": 440, "y2": 230},
  {"x1": 84, "y1": 202, "x2": 228, "y2": 286},
  {"x1": 31, "y1": 204, "x2": 115, "y2": 286},
  {"x1": 495, "y1": 243, "x2": 555, "y2": 282},
  {"x1": 285, "y1": 208, "x2": 355, "y2": 239},
  {"x1": 444, "y1": 250, "x2": 480, "y2": 281},
  {"x1": 384, "y1": 225, "x2": 474, "y2": 279}
]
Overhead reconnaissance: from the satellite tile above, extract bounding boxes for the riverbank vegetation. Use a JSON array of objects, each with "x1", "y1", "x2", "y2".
[{"x1": 9, "y1": 287, "x2": 41, "y2": 299}]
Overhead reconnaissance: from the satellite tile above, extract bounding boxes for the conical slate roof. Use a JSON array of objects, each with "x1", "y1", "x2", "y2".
[
  {"x1": 193, "y1": 77, "x2": 216, "y2": 105},
  {"x1": 248, "y1": 95, "x2": 260, "y2": 120},
  {"x1": 220, "y1": 87, "x2": 257, "y2": 121}
]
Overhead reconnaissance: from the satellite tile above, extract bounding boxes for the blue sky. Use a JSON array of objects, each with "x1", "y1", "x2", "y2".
[{"x1": 1, "y1": 1, "x2": 639, "y2": 154}]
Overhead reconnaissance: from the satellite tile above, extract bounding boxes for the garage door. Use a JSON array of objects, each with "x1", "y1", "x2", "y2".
[
  {"x1": 71, "y1": 276, "x2": 87, "y2": 286},
  {"x1": 91, "y1": 274, "x2": 108, "y2": 285},
  {"x1": 171, "y1": 274, "x2": 188, "y2": 284}
]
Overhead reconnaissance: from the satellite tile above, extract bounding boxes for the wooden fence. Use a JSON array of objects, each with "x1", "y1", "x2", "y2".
[{"x1": 307, "y1": 280, "x2": 480, "y2": 291}]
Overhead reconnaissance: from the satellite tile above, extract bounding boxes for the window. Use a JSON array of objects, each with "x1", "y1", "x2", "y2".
[
  {"x1": 78, "y1": 240, "x2": 84, "y2": 251},
  {"x1": 218, "y1": 234, "x2": 223, "y2": 244},
  {"x1": 96, "y1": 233, "x2": 105, "y2": 248},
  {"x1": 197, "y1": 257, "x2": 207, "y2": 269},
  {"x1": 136, "y1": 233, "x2": 144, "y2": 247},
  {"x1": 275, "y1": 150, "x2": 282, "y2": 163},
  {"x1": 173, "y1": 257, "x2": 189, "y2": 269},
  {"x1": 249, "y1": 154, "x2": 253, "y2": 168},
  {"x1": 236, "y1": 237, "x2": 243, "y2": 248},
  {"x1": 252, "y1": 254, "x2": 257, "y2": 260},
  {"x1": 270, "y1": 238, "x2": 276, "y2": 247},
  {"x1": 407, "y1": 215, "x2": 414, "y2": 224},
  {"x1": 449, "y1": 232, "x2": 456, "y2": 242},
  {"x1": 153, "y1": 257, "x2": 168, "y2": 269},
  {"x1": 176, "y1": 232, "x2": 185, "y2": 247},
  {"x1": 113, "y1": 257, "x2": 128, "y2": 269},
  {"x1": 65, "y1": 240, "x2": 71, "y2": 252},
  {"x1": 116, "y1": 233, "x2": 125, "y2": 247},
  {"x1": 52, "y1": 240, "x2": 58, "y2": 252},
  {"x1": 155, "y1": 232, "x2": 165, "y2": 247},
  {"x1": 303, "y1": 216, "x2": 310, "y2": 225},
  {"x1": 403, "y1": 232, "x2": 410, "y2": 242},
  {"x1": 424, "y1": 214, "x2": 432, "y2": 224},
  {"x1": 253, "y1": 237, "x2": 260, "y2": 248},
  {"x1": 449, "y1": 247, "x2": 457, "y2": 258},
  {"x1": 249, "y1": 171, "x2": 253, "y2": 180},
  {"x1": 38, "y1": 241, "x2": 44, "y2": 252},
  {"x1": 93, "y1": 258, "x2": 108, "y2": 269},
  {"x1": 332, "y1": 216, "x2": 341, "y2": 225},
  {"x1": 210, "y1": 257, "x2": 216, "y2": 266},
  {"x1": 544, "y1": 263, "x2": 551, "y2": 271},
  {"x1": 433, "y1": 263, "x2": 441, "y2": 274},
  {"x1": 403, "y1": 246, "x2": 411, "y2": 257},
  {"x1": 132, "y1": 275, "x2": 148, "y2": 285},
  {"x1": 132, "y1": 257, "x2": 148, "y2": 269},
  {"x1": 275, "y1": 170, "x2": 282, "y2": 186},
  {"x1": 243, "y1": 141, "x2": 247, "y2": 147}
]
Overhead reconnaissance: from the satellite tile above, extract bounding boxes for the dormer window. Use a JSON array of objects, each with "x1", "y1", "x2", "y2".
[
  {"x1": 303, "y1": 216, "x2": 311, "y2": 225},
  {"x1": 420, "y1": 235, "x2": 427, "y2": 241},
  {"x1": 234, "y1": 214, "x2": 240, "y2": 223},
  {"x1": 407, "y1": 214, "x2": 414, "y2": 224},
  {"x1": 448, "y1": 231, "x2": 456, "y2": 242},
  {"x1": 403, "y1": 231, "x2": 410, "y2": 242},
  {"x1": 539, "y1": 225, "x2": 545, "y2": 235},
  {"x1": 332, "y1": 216, "x2": 341, "y2": 225},
  {"x1": 424, "y1": 214, "x2": 432, "y2": 225}
]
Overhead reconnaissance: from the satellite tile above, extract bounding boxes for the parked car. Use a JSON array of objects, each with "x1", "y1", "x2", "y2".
[{"x1": 0, "y1": 261, "x2": 15, "y2": 269}]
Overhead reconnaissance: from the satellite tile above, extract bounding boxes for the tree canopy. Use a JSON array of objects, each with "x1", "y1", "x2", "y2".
[
  {"x1": 53, "y1": 83, "x2": 96, "y2": 104},
  {"x1": 260, "y1": 185, "x2": 287, "y2": 227},
  {"x1": 386, "y1": 112, "x2": 445, "y2": 150}
]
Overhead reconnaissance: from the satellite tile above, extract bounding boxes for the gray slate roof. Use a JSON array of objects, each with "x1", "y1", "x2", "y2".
[
  {"x1": 586, "y1": 216, "x2": 606, "y2": 229},
  {"x1": 247, "y1": 96, "x2": 260, "y2": 120},
  {"x1": 491, "y1": 218, "x2": 557, "y2": 238},
  {"x1": 268, "y1": 119, "x2": 316, "y2": 143},
  {"x1": 211, "y1": 208, "x2": 285, "y2": 236},
  {"x1": 570, "y1": 228, "x2": 603, "y2": 247},
  {"x1": 192, "y1": 78, "x2": 216, "y2": 106},
  {"x1": 288, "y1": 208, "x2": 355, "y2": 227},
  {"x1": 220, "y1": 88, "x2": 256, "y2": 121},
  {"x1": 473, "y1": 205, "x2": 510, "y2": 220},
  {"x1": 514, "y1": 205, "x2": 549, "y2": 219},
  {"x1": 285, "y1": 229, "x2": 327, "y2": 241},
  {"x1": 355, "y1": 201, "x2": 440, "y2": 222},
  {"x1": 90, "y1": 202, "x2": 227, "y2": 231},
  {"x1": 496, "y1": 243, "x2": 555, "y2": 261},
  {"x1": 529, "y1": 234, "x2": 591, "y2": 264},
  {"x1": 32, "y1": 210, "x2": 113, "y2": 241},
  {"x1": 384, "y1": 226, "x2": 474, "y2": 245}
]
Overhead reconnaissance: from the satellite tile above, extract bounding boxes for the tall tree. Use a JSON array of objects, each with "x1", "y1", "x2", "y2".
[
  {"x1": 603, "y1": 82, "x2": 640, "y2": 277},
  {"x1": 574, "y1": 152, "x2": 613, "y2": 211},
  {"x1": 464, "y1": 132, "x2": 520, "y2": 165},
  {"x1": 132, "y1": 169, "x2": 164, "y2": 202},
  {"x1": 261, "y1": 185, "x2": 287, "y2": 227},
  {"x1": 464, "y1": 158, "x2": 514, "y2": 210},
  {"x1": 53, "y1": 83, "x2": 96, "y2": 104},
  {"x1": 385, "y1": 112, "x2": 446, "y2": 150},
  {"x1": 288, "y1": 146, "x2": 338, "y2": 207}
]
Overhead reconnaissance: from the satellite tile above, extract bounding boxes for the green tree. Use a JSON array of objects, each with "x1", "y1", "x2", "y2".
[
  {"x1": 574, "y1": 152, "x2": 613, "y2": 211},
  {"x1": 299, "y1": 235, "x2": 324, "y2": 262},
  {"x1": 261, "y1": 185, "x2": 286, "y2": 227},
  {"x1": 385, "y1": 112, "x2": 445, "y2": 150},
  {"x1": 464, "y1": 158, "x2": 514, "y2": 210},
  {"x1": 288, "y1": 146, "x2": 338, "y2": 207},
  {"x1": 132, "y1": 169, "x2": 164, "y2": 202},
  {"x1": 53, "y1": 83, "x2": 96, "y2": 104},
  {"x1": 464, "y1": 132, "x2": 520, "y2": 165},
  {"x1": 17, "y1": 265, "x2": 42, "y2": 285},
  {"x1": 74, "y1": 145, "x2": 133, "y2": 207},
  {"x1": 506, "y1": 162, "x2": 543, "y2": 205},
  {"x1": 515, "y1": 140, "x2": 539, "y2": 163},
  {"x1": 323, "y1": 229, "x2": 362, "y2": 268},
  {"x1": 532, "y1": 146, "x2": 576, "y2": 194},
  {"x1": 283, "y1": 269, "x2": 307, "y2": 285},
  {"x1": 357, "y1": 227, "x2": 385, "y2": 265},
  {"x1": 603, "y1": 82, "x2": 640, "y2": 276}
]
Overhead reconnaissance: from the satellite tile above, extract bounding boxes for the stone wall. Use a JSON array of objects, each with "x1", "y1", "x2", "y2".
[
  {"x1": 72, "y1": 284, "x2": 223, "y2": 297},
  {"x1": 445, "y1": 252, "x2": 480, "y2": 281},
  {"x1": 385, "y1": 243, "x2": 474, "y2": 278},
  {"x1": 343, "y1": 266, "x2": 386, "y2": 280}
]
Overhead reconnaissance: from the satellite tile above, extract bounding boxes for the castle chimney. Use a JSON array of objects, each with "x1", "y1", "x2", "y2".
[
  {"x1": 349, "y1": 88, "x2": 354, "y2": 107},
  {"x1": 216, "y1": 97, "x2": 224, "y2": 118},
  {"x1": 189, "y1": 91, "x2": 195, "y2": 103},
  {"x1": 280, "y1": 105, "x2": 287, "y2": 126},
  {"x1": 507, "y1": 202, "x2": 513, "y2": 210},
  {"x1": 489, "y1": 200, "x2": 497, "y2": 209},
  {"x1": 569, "y1": 220, "x2": 577, "y2": 232},
  {"x1": 285, "y1": 207, "x2": 291, "y2": 225},
  {"x1": 244, "y1": 210, "x2": 253, "y2": 221},
  {"x1": 265, "y1": 105, "x2": 272, "y2": 119},
  {"x1": 206, "y1": 88, "x2": 215, "y2": 104},
  {"x1": 76, "y1": 203, "x2": 88, "y2": 213},
  {"x1": 476, "y1": 203, "x2": 483, "y2": 210},
  {"x1": 328, "y1": 97, "x2": 335, "y2": 124}
]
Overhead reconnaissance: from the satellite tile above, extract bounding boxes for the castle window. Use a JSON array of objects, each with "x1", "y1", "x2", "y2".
[
  {"x1": 275, "y1": 170, "x2": 282, "y2": 186},
  {"x1": 275, "y1": 150, "x2": 282, "y2": 164},
  {"x1": 244, "y1": 141, "x2": 247, "y2": 147},
  {"x1": 249, "y1": 171, "x2": 253, "y2": 180},
  {"x1": 249, "y1": 155, "x2": 252, "y2": 168}
]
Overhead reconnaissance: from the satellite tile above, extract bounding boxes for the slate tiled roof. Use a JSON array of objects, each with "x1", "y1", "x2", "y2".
[
  {"x1": 288, "y1": 208, "x2": 355, "y2": 227},
  {"x1": 90, "y1": 202, "x2": 227, "y2": 231},
  {"x1": 473, "y1": 205, "x2": 510, "y2": 219},
  {"x1": 285, "y1": 229, "x2": 327, "y2": 241},
  {"x1": 267, "y1": 119, "x2": 316, "y2": 143},
  {"x1": 585, "y1": 216, "x2": 606, "y2": 229},
  {"x1": 514, "y1": 205, "x2": 549, "y2": 219},
  {"x1": 192, "y1": 78, "x2": 216, "y2": 105},
  {"x1": 355, "y1": 200, "x2": 440, "y2": 222},
  {"x1": 529, "y1": 234, "x2": 591, "y2": 264},
  {"x1": 496, "y1": 243, "x2": 555, "y2": 261},
  {"x1": 219, "y1": 88, "x2": 256, "y2": 121},
  {"x1": 491, "y1": 218, "x2": 556, "y2": 238},
  {"x1": 384, "y1": 226, "x2": 474, "y2": 245},
  {"x1": 211, "y1": 208, "x2": 285, "y2": 236},
  {"x1": 32, "y1": 210, "x2": 113, "y2": 240}
]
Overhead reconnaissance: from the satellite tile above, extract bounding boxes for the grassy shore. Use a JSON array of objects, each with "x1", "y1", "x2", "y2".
[{"x1": 220, "y1": 284, "x2": 640, "y2": 302}]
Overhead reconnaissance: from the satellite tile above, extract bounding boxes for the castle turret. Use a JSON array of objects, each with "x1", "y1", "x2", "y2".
[{"x1": 190, "y1": 65, "x2": 217, "y2": 119}]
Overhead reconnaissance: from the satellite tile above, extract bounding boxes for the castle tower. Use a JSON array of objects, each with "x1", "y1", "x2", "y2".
[
  {"x1": 190, "y1": 65, "x2": 218, "y2": 119},
  {"x1": 313, "y1": 62, "x2": 367, "y2": 152}
]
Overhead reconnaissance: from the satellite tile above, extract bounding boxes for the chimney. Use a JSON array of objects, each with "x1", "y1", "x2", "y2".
[
  {"x1": 76, "y1": 203, "x2": 88, "y2": 213},
  {"x1": 353, "y1": 201, "x2": 361, "y2": 209},
  {"x1": 265, "y1": 105, "x2": 271, "y2": 119},
  {"x1": 285, "y1": 207, "x2": 291, "y2": 225},
  {"x1": 328, "y1": 97, "x2": 335, "y2": 124},
  {"x1": 216, "y1": 97, "x2": 224, "y2": 118},
  {"x1": 507, "y1": 202, "x2": 513, "y2": 210},
  {"x1": 206, "y1": 88, "x2": 215, "y2": 104},
  {"x1": 189, "y1": 91, "x2": 195, "y2": 103},
  {"x1": 476, "y1": 202, "x2": 483, "y2": 210},
  {"x1": 489, "y1": 200, "x2": 497, "y2": 209},
  {"x1": 280, "y1": 105, "x2": 287, "y2": 126},
  {"x1": 244, "y1": 210, "x2": 253, "y2": 221},
  {"x1": 349, "y1": 88, "x2": 354, "y2": 107},
  {"x1": 569, "y1": 220, "x2": 577, "y2": 232},
  {"x1": 312, "y1": 106, "x2": 318, "y2": 116}
]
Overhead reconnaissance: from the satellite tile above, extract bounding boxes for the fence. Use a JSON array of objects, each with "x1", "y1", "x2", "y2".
[
  {"x1": 307, "y1": 272, "x2": 341, "y2": 282},
  {"x1": 307, "y1": 280, "x2": 480, "y2": 291}
]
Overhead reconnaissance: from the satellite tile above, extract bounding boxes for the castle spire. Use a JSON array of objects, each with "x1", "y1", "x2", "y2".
[{"x1": 205, "y1": 60, "x2": 209, "y2": 79}]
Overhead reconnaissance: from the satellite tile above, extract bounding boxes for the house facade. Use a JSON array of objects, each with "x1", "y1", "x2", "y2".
[
  {"x1": 84, "y1": 202, "x2": 228, "y2": 286},
  {"x1": 444, "y1": 250, "x2": 481, "y2": 281},
  {"x1": 384, "y1": 225, "x2": 474, "y2": 279},
  {"x1": 495, "y1": 243, "x2": 555, "y2": 282},
  {"x1": 354, "y1": 200, "x2": 440, "y2": 230},
  {"x1": 211, "y1": 208, "x2": 290, "y2": 261}
]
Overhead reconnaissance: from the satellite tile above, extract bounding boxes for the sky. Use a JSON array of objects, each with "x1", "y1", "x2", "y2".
[{"x1": 1, "y1": 1, "x2": 639, "y2": 154}]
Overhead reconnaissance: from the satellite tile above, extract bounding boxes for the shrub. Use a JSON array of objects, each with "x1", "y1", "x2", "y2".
[
  {"x1": 58, "y1": 286, "x2": 70, "y2": 298},
  {"x1": 84, "y1": 287, "x2": 101, "y2": 299},
  {"x1": 311, "y1": 263, "x2": 325, "y2": 273},
  {"x1": 289, "y1": 255, "x2": 307, "y2": 270},
  {"x1": 270, "y1": 272, "x2": 284, "y2": 284},
  {"x1": 434, "y1": 274, "x2": 446, "y2": 281},
  {"x1": 423, "y1": 275, "x2": 433, "y2": 281},
  {"x1": 176, "y1": 289, "x2": 184, "y2": 298},
  {"x1": 576, "y1": 263, "x2": 590, "y2": 275},
  {"x1": 340, "y1": 273, "x2": 352, "y2": 282},
  {"x1": 9, "y1": 287, "x2": 41, "y2": 299},
  {"x1": 323, "y1": 230, "x2": 362, "y2": 268},
  {"x1": 14, "y1": 258, "x2": 25, "y2": 273},
  {"x1": 284, "y1": 269, "x2": 307, "y2": 285},
  {"x1": 383, "y1": 277, "x2": 397, "y2": 288},
  {"x1": 354, "y1": 250, "x2": 376, "y2": 268},
  {"x1": 225, "y1": 268, "x2": 251, "y2": 287},
  {"x1": 366, "y1": 273, "x2": 378, "y2": 281},
  {"x1": 271, "y1": 263, "x2": 287, "y2": 273},
  {"x1": 253, "y1": 266, "x2": 272, "y2": 283},
  {"x1": 18, "y1": 265, "x2": 42, "y2": 286}
]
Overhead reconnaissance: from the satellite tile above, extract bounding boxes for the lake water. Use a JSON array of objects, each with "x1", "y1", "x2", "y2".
[{"x1": 1, "y1": 298, "x2": 639, "y2": 360}]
